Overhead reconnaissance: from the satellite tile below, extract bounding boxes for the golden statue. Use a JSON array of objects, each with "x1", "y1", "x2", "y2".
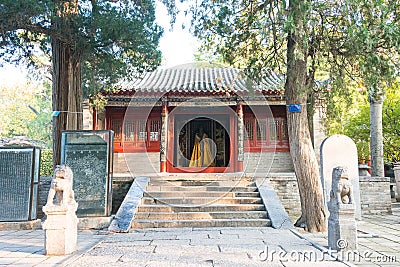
[
  {"x1": 189, "y1": 133, "x2": 202, "y2": 167},
  {"x1": 202, "y1": 133, "x2": 215, "y2": 167}
]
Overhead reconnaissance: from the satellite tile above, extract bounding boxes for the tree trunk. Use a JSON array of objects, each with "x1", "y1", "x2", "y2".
[
  {"x1": 51, "y1": 0, "x2": 82, "y2": 166},
  {"x1": 369, "y1": 96, "x2": 384, "y2": 177},
  {"x1": 285, "y1": 0, "x2": 327, "y2": 233}
]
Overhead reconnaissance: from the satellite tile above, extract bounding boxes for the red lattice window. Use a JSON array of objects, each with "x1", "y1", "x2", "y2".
[
  {"x1": 149, "y1": 120, "x2": 161, "y2": 141},
  {"x1": 111, "y1": 120, "x2": 122, "y2": 141},
  {"x1": 244, "y1": 119, "x2": 254, "y2": 140},
  {"x1": 244, "y1": 109, "x2": 289, "y2": 152},
  {"x1": 106, "y1": 107, "x2": 162, "y2": 152}
]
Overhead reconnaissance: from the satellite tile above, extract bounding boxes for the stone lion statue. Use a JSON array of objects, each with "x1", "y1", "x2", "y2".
[
  {"x1": 331, "y1": 166, "x2": 353, "y2": 204},
  {"x1": 45, "y1": 165, "x2": 75, "y2": 207}
]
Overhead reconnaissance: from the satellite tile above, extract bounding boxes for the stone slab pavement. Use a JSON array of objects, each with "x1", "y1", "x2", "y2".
[
  {"x1": 3, "y1": 209, "x2": 400, "y2": 267},
  {"x1": 0, "y1": 229, "x2": 106, "y2": 266},
  {"x1": 302, "y1": 211, "x2": 400, "y2": 267},
  {"x1": 68, "y1": 227, "x2": 348, "y2": 267},
  {"x1": 0, "y1": 227, "x2": 347, "y2": 267}
]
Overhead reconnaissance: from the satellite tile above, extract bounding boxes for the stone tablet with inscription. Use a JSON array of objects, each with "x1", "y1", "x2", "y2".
[
  {"x1": 0, "y1": 147, "x2": 40, "y2": 221},
  {"x1": 61, "y1": 131, "x2": 113, "y2": 217},
  {"x1": 320, "y1": 134, "x2": 361, "y2": 219}
]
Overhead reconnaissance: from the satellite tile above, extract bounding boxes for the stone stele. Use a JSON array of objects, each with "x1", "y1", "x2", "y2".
[
  {"x1": 42, "y1": 165, "x2": 78, "y2": 256},
  {"x1": 320, "y1": 134, "x2": 361, "y2": 219}
]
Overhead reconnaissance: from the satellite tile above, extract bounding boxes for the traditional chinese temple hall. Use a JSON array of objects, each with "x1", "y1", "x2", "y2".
[
  {"x1": 86, "y1": 64, "x2": 303, "y2": 228},
  {"x1": 91, "y1": 64, "x2": 294, "y2": 176}
]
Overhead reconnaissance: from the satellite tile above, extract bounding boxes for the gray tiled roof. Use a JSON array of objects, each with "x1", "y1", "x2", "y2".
[{"x1": 115, "y1": 67, "x2": 284, "y2": 94}]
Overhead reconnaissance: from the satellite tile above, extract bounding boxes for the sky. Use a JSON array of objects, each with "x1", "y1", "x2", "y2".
[
  {"x1": 155, "y1": 2, "x2": 199, "y2": 68},
  {"x1": 0, "y1": 2, "x2": 199, "y2": 85}
]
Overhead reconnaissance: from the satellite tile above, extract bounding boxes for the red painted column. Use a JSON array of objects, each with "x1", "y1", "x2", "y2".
[
  {"x1": 160, "y1": 102, "x2": 168, "y2": 173},
  {"x1": 93, "y1": 108, "x2": 98, "y2": 130},
  {"x1": 237, "y1": 102, "x2": 244, "y2": 172}
]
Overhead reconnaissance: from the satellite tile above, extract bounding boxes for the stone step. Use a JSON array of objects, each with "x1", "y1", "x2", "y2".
[
  {"x1": 134, "y1": 211, "x2": 268, "y2": 220},
  {"x1": 132, "y1": 218, "x2": 272, "y2": 229},
  {"x1": 142, "y1": 197, "x2": 263, "y2": 205},
  {"x1": 148, "y1": 180, "x2": 256, "y2": 187},
  {"x1": 137, "y1": 204, "x2": 266, "y2": 213},
  {"x1": 392, "y1": 202, "x2": 400, "y2": 209},
  {"x1": 146, "y1": 185, "x2": 258, "y2": 192},
  {"x1": 143, "y1": 191, "x2": 260, "y2": 198},
  {"x1": 129, "y1": 174, "x2": 270, "y2": 229},
  {"x1": 151, "y1": 175, "x2": 252, "y2": 181}
]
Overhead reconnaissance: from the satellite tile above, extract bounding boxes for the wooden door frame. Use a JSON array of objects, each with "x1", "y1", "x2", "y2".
[{"x1": 165, "y1": 106, "x2": 240, "y2": 173}]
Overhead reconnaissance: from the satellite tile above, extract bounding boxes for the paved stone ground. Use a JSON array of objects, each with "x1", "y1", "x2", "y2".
[
  {"x1": 0, "y1": 230, "x2": 106, "y2": 266},
  {"x1": 67, "y1": 227, "x2": 345, "y2": 267},
  {"x1": 1, "y1": 211, "x2": 400, "y2": 266},
  {"x1": 302, "y1": 211, "x2": 400, "y2": 267},
  {"x1": 0, "y1": 227, "x2": 346, "y2": 267}
]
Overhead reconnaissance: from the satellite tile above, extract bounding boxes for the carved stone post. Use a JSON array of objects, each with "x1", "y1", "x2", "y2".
[
  {"x1": 328, "y1": 166, "x2": 357, "y2": 251},
  {"x1": 237, "y1": 102, "x2": 244, "y2": 171},
  {"x1": 42, "y1": 165, "x2": 78, "y2": 255},
  {"x1": 369, "y1": 96, "x2": 385, "y2": 177},
  {"x1": 160, "y1": 102, "x2": 168, "y2": 173},
  {"x1": 393, "y1": 163, "x2": 400, "y2": 201}
]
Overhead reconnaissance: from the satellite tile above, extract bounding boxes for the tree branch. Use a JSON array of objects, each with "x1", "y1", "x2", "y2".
[{"x1": 0, "y1": 21, "x2": 72, "y2": 44}]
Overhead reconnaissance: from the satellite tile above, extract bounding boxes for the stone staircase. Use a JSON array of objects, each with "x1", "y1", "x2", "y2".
[
  {"x1": 393, "y1": 201, "x2": 400, "y2": 212},
  {"x1": 131, "y1": 175, "x2": 271, "y2": 228}
]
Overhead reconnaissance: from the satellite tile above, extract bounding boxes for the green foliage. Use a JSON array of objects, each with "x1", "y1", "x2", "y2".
[
  {"x1": 0, "y1": 88, "x2": 35, "y2": 137},
  {"x1": 188, "y1": 0, "x2": 399, "y2": 92},
  {"x1": 26, "y1": 82, "x2": 52, "y2": 147},
  {"x1": 89, "y1": 93, "x2": 108, "y2": 113},
  {"x1": 325, "y1": 79, "x2": 368, "y2": 135},
  {"x1": 342, "y1": 103, "x2": 370, "y2": 161},
  {"x1": 0, "y1": 80, "x2": 52, "y2": 146},
  {"x1": 80, "y1": 0, "x2": 165, "y2": 97},
  {"x1": 0, "y1": 0, "x2": 177, "y2": 98},
  {"x1": 190, "y1": 0, "x2": 287, "y2": 79},
  {"x1": 340, "y1": 0, "x2": 400, "y2": 99},
  {"x1": 330, "y1": 80, "x2": 400, "y2": 163},
  {"x1": 40, "y1": 149, "x2": 54, "y2": 177},
  {"x1": 194, "y1": 50, "x2": 225, "y2": 66},
  {"x1": 381, "y1": 81, "x2": 400, "y2": 162}
]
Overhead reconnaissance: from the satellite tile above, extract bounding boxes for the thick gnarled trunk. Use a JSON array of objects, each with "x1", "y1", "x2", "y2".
[
  {"x1": 52, "y1": 0, "x2": 82, "y2": 166},
  {"x1": 285, "y1": 0, "x2": 327, "y2": 233},
  {"x1": 52, "y1": 39, "x2": 83, "y2": 166}
]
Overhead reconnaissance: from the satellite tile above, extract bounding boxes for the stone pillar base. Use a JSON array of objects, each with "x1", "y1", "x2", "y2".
[
  {"x1": 328, "y1": 203, "x2": 357, "y2": 251},
  {"x1": 42, "y1": 203, "x2": 78, "y2": 256}
]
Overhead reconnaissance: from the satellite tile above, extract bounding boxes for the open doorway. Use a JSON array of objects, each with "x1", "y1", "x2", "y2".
[{"x1": 174, "y1": 116, "x2": 230, "y2": 168}]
